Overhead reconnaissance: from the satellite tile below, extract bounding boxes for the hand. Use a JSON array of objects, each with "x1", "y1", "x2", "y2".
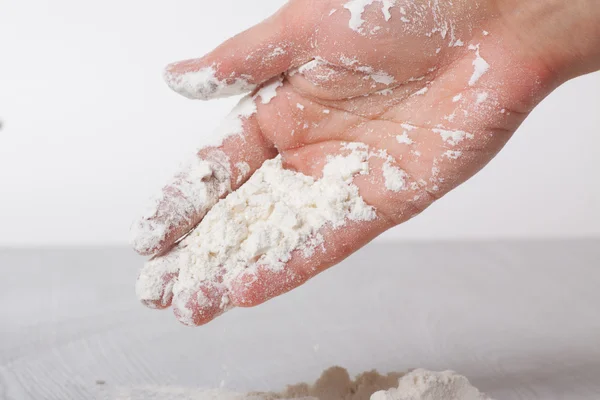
[{"x1": 130, "y1": 0, "x2": 600, "y2": 326}]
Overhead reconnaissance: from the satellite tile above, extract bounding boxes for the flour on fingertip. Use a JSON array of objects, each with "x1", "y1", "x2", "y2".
[{"x1": 164, "y1": 64, "x2": 256, "y2": 100}]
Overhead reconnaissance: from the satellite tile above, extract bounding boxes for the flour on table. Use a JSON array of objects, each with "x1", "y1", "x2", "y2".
[
  {"x1": 108, "y1": 368, "x2": 493, "y2": 400},
  {"x1": 371, "y1": 369, "x2": 493, "y2": 400}
]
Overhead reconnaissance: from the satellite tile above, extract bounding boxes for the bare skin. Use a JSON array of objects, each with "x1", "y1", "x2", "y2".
[{"x1": 131, "y1": 0, "x2": 600, "y2": 326}]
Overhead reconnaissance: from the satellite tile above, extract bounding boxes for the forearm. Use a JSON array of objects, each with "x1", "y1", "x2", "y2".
[{"x1": 495, "y1": 0, "x2": 600, "y2": 83}]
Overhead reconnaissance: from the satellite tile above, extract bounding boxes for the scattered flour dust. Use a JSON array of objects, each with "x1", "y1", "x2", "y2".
[
  {"x1": 344, "y1": 0, "x2": 398, "y2": 34},
  {"x1": 110, "y1": 368, "x2": 493, "y2": 400},
  {"x1": 432, "y1": 128, "x2": 474, "y2": 146},
  {"x1": 168, "y1": 143, "x2": 377, "y2": 324},
  {"x1": 339, "y1": 55, "x2": 395, "y2": 86}
]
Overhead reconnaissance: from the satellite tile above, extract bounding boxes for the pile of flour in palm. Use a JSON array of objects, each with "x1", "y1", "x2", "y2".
[
  {"x1": 111, "y1": 367, "x2": 493, "y2": 400},
  {"x1": 171, "y1": 143, "x2": 378, "y2": 322}
]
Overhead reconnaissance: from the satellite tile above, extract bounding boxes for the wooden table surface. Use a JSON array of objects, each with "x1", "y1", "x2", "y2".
[{"x1": 1, "y1": 240, "x2": 599, "y2": 400}]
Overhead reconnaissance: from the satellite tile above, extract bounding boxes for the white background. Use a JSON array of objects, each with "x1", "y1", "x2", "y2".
[{"x1": 0, "y1": 0, "x2": 598, "y2": 246}]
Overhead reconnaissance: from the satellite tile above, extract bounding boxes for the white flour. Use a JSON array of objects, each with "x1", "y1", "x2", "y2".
[
  {"x1": 344, "y1": 0, "x2": 398, "y2": 34},
  {"x1": 339, "y1": 56, "x2": 396, "y2": 86},
  {"x1": 432, "y1": 128, "x2": 474, "y2": 146},
  {"x1": 257, "y1": 77, "x2": 284, "y2": 104},
  {"x1": 235, "y1": 162, "x2": 251, "y2": 184},
  {"x1": 371, "y1": 370, "x2": 493, "y2": 400},
  {"x1": 396, "y1": 132, "x2": 414, "y2": 145},
  {"x1": 170, "y1": 143, "x2": 377, "y2": 324},
  {"x1": 467, "y1": 45, "x2": 490, "y2": 86},
  {"x1": 130, "y1": 150, "x2": 232, "y2": 257},
  {"x1": 111, "y1": 368, "x2": 493, "y2": 400},
  {"x1": 131, "y1": 79, "x2": 283, "y2": 256},
  {"x1": 382, "y1": 161, "x2": 408, "y2": 192},
  {"x1": 164, "y1": 64, "x2": 256, "y2": 100}
]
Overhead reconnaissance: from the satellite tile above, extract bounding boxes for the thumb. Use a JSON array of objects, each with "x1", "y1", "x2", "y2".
[{"x1": 164, "y1": 4, "x2": 312, "y2": 100}]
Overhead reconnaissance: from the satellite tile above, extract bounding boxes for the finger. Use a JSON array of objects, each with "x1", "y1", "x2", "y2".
[
  {"x1": 171, "y1": 278, "x2": 230, "y2": 327},
  {"x1": 130, "y1": 95, "x2": 277, "y2": 257},
  {"x1": 163, "y1": 4, "x2": 313, "y2": 100},
  {"x1": 136, "y1": 247, "x2": 183, "y2": 309}
]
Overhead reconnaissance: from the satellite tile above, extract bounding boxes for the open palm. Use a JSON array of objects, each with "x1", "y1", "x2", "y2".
[{"x1": 131, "y1": 0, "x2": 551, "y2": 326}]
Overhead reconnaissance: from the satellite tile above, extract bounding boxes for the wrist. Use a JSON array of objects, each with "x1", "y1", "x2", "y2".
[{"x1": 494, "y1": 0, "x2": 600, "y2": 83}]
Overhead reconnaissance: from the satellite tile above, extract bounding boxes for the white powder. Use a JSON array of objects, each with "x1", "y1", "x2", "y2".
[
  {"x1": 235, "y1": 162, "x2": 250, "y2": 184},
  {"x1": 411, "y1": 86, "x2": 429, "y2": 96},
  {"x1": 371, "y1": 369, "x2": 493, "y2": 400},
  {"x1": 299, "y1": 55, "x2": 394, "y2": 87},
  {"x1": 171, "y1": 144, "x2": 377, "y2": 324},
  {"x1": 369, "y1": 149, "x2": 408, "y2": 193},
  {"x1": 475, "y1": 91, "x2": 489, "y2": 105},
  {"x1": 256, "y1": 77, "x2": 284, "y2": 104},
  {"x1": 443, "y1": 150, "x2": 463, "y2": 160},
  {"x1": 432, "y1": 128, "x2": 474, "y2": 146},
  {"x1": 344, "y1": 0, "x2": 397, "y2": 34},
  {"x1": 130, "y1": 151, "x2": 232, "y2": 257},
  {"x1": 381, "y1": 0, "x2": 396, "y2": 21},
  {"x1": 377, "y1": 88, "x2": 394, "y2": 96},
  {"x1": 452, "y1": 94, "x2": 462, "y2": 102},
  {"x1": 266, "y1": 46, "x2": 286, "y2": 59},
  {"x1": 297, "y1": 58, "x2": 328, "y2": 74},
  {"x1": 128, "y1": 368, "x2": 493, "y2": 400},
  {"x1": 344, "y1": 0, "x2": 376, "y2": 33},
  {"x1": 401, "y1": 123, "x2": 416, "y2": 131},
  {"x1": 296, "y1": 103, "x2": 305, "y2": 110},
  {"x1": 467, "y1": 45, "x2": 490, "y2": 86},
  {"x1": 132, "y1": 76, "x2": 286, "y2": 256},
  {"x1": 444, "y1": 112, "x2": 456, "y2": 122},
  {"x1": 164, "y1": 64, "x2": 256, "y2": 100},
  {"x1": 396, "y1": 132, "x2": 413, "y2": 145},
  {"x1": 382, "y1": 162, "x2": 408, "y2": 192},
  {"x1": 368, "y1": 70, "x2": 395, "y2": 85},
  {"x1": 341, "y1": 55, "x2": 395, "y2": 86},
  {"x1": 293, "y1": 58, "x2": 339, "y2": 84}
]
